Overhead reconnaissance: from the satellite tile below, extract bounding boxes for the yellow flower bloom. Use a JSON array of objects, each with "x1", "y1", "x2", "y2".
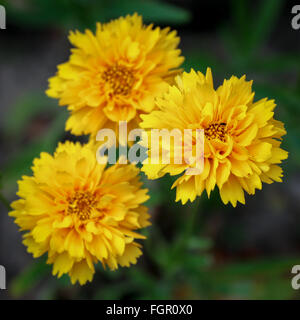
[
  {"x1": 9, "y1": 142, "x2": 150, "y2": 285},
  {"x1": 46, "y1": 13, "x2": 184, "y2": 137},
  {"x1": 140, "y1": 68, "x2": 288, "y2": 207}
]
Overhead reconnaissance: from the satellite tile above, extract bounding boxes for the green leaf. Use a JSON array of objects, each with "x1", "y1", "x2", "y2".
[
  {"x1": 248, "y1": 0, "x2": 283, "y2": 53},
  {"x1": 226, "y1": 0, "x2": 283, "y2": 61},
  {"x1": 3, "y1": 92, "x2": 58, "y2": 138},
  {"x1": 200, "y1": 257, "x2": 300, "y2": 299},
  {"x1": 5, "y1": 0, "x2": 70, "y2": 29},
  {"x1": 0, "y1": 172, "x2": 11, "y2": 210},
  {"x1": 0, "y1": 172, "x2": 3, "y2": 190},
  {"x1": 3, "y1": 110, "x2": 67, "y2": 194},
  {"x1": 230, "y1": 0, "x2": 250, "y2": 51},
  {"x1": 187, "y1": 237, "x2": 213, "y2": 251},
  {"x1": 248, "y1": 54, "x2": 300, "y2": 73},
  {"x1": 10, "y1": 257, "x2": 51, "y2": 297},
  {"x1": 5, "y1": 0, "x2": 190, "y2": 30},
  {"x1": 94, "y1": 281, "x2": 132, "y2": 300},
  {"x1": 105, "y1": 0, "x2": 191, "y2": 25},
  {"x1": 128, "y1": 268, "x2": 157, "y2": 292},
  {"x1": 183, "y1": 52, "x2": 225, "y2": 74},
  {"x1": 208, "y1": 257, "x2": 300, "y2": 279}
]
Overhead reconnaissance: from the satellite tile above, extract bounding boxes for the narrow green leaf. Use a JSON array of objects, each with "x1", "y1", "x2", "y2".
[
  {"x1": 3, "y1": 110, "x2": 67, "y2": 194},
  {"x1": 105, "y1": 0, "x2": 191, "y2": 25},
  {"x1": 3, "y1": 92, "x2": 57, "y2": 138},
  {"x1": 10, "y1": 257, "x2": 51, "y2": 297},
  {"x1": 248, "y1": 0, "x2": 283, "y2": 53}
]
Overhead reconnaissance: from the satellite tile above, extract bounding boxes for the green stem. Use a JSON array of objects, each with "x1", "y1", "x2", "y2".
[
  {"x1": 0, "y1": 193, "x2": 11, "y2": 211},
  {"x1": 172, "y1": 197, "x2": 201, "y2": 260},
  {"x1": 182, "y1": 197, "x2": 201, "y2": 248}
]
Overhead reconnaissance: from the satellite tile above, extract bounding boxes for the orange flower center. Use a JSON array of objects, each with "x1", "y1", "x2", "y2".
[
  {"x1": 102, "y1": 65, "x2": 135, "y2": 96},
  {"x1": 67, "y1": 191, "x2": 97, "y2": 221},
  {"x1": 205, "y1": 123, "x2": 227, "y2": 142}
]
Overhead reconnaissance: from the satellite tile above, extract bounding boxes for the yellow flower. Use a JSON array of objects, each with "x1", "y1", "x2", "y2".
[
  {"x1": 9, "y1": 142, "x2": 150, "y2": 285},
  {"x1": 46, "y1": 13, "x2": 184, "y2": 137},
  {"x1": 140, "y1": 68, "x2": 288, "y2": 207}
]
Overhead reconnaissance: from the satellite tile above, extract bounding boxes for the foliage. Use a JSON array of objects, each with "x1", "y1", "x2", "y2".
[{"x1": 3, "y1": 0, "x2": 191, "y2": 31}]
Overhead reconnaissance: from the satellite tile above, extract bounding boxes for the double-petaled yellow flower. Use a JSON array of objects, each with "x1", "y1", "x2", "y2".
[
  {"x1": 140, "y1": 68, "x2": 288, "y2": 206},
  {"x1": 46, "y1": 13, "x2": 184, "y2": 137},
  {"x1": 9, "y1": 142, "x2": 150, "y2": 285}
]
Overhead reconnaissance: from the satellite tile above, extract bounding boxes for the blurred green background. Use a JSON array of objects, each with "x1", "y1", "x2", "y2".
[{"x1": 1, "y1": 0, "x2": 300, "y2": 300}]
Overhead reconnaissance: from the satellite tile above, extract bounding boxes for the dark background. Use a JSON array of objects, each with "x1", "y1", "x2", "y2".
[{"x1": 0, "y1": 0, "x2": 300, "y2": 299}]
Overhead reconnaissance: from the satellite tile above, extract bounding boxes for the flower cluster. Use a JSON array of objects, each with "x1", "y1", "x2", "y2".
[{"x1": 10, "y1": 14, "x2": 287, "y2": 285}]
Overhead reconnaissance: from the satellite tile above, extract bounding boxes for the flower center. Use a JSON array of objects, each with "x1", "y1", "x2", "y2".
[
  {"x1": 205, "y1": 123, "x2": 227, "y2": 142},
  {"x1": 102, "y1": 65, "x2": 135, "y2": 96},
  {"x1": 67, "y1": 191, "x2": 96, "y2": 221}
]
